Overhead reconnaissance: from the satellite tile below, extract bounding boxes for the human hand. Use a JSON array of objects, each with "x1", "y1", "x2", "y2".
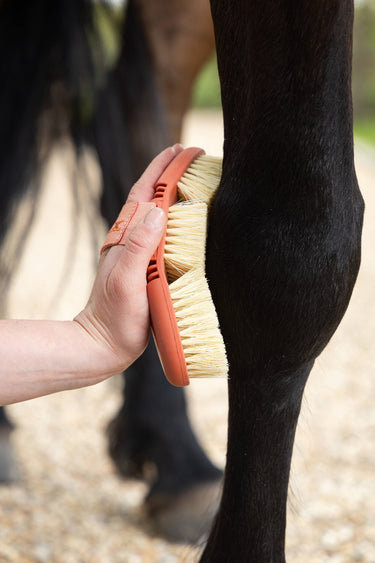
[{"x1": 74, "y1": 144, "x2": 184, "y2": 376}]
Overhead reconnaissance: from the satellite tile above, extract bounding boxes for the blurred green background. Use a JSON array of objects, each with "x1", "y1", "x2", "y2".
[
  {"x1": 192, "y1": 1, "x2": 375, "y2": 146},
  {"x1": 352, "y1": 1, "x2": 375, "y2": 143}
]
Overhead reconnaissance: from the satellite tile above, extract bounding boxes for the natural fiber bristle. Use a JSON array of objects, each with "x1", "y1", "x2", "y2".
[
  {"x1": 164, "y1": 202, "x2": 207, "y2": 283},
  {"x1": 162, "y1": 152, "x2": 227, "y2": 379},
  {"x1": 177, "y1": 155, "x2": 222, "y2": 204},
  {"x1": 168, "y1": 267, "x2": 228, "y2": 378}
]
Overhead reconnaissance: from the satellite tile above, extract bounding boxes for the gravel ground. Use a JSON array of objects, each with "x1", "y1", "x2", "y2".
[{"x1": 0, "y1": 110, "x2": 374, "y2": 562}]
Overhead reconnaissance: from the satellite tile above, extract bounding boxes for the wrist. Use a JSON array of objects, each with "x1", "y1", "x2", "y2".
[
  {"x1": 72, "y1": 312, "x2": 134, "y2": 379},
  {"x1": 0, "y1": 318, "x2": 127, "y2": 405}
]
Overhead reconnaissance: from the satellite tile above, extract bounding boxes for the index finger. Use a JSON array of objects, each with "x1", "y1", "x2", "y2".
[{"x1": 127, "y1": 144, "x2": 184, "y2": 203}]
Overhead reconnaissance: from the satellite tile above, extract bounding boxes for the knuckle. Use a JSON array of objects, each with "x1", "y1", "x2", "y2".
[
  {"x1": 127, "y1": 185, "x2": 140, "y2": 202},
  {"x1": 126, "y1": 223, "x2": 157, "y2": 257},
  {"x1": 126, "y1": 231, "x2": 149, "y2": 256}
]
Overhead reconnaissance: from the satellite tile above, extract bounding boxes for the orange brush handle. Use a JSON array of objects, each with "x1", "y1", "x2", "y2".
[{"x1": 147, "y1": 147, "x2": 205, "y2": 387}]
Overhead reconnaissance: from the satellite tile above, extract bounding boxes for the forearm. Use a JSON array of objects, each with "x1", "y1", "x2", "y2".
[{"x1": 0, "y1": 319, "x2": 127, "y2": 405}]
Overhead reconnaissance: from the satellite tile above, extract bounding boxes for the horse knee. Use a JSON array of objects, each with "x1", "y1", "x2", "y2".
[{"x1": 206, "y1": 175, "x2": 364, "y2": 376}]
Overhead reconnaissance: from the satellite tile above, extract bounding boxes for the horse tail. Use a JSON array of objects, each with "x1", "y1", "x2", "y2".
[
  {"x1": 0, "y1": 0, "x2": 167, "y2": 307},
  {"x1": 0, "y1": 0, "x2": 102, "y2": 308},
  {"x1": 93, "y1": 0, "x2": 168, "y2": 225}
]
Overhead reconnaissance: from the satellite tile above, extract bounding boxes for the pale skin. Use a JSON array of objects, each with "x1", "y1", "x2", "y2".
[{"x1": 0, "y1": 144, "x2": 184, "y2": 406}]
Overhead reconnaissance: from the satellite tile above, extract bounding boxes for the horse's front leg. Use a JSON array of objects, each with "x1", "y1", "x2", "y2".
[{"x1": 202, "y1": 1, "x2": 364, "y2": 561}]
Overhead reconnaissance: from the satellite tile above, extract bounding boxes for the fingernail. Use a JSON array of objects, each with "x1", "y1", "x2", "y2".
[
  {"x1": 144, "y1": 207, "x2": 166, "y2": 229},
  {"x1": 172, "y1": 143, "x2": 184, "y2": 153}
]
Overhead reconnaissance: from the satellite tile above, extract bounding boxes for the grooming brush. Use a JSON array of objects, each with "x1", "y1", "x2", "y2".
[{"x1": 147, "y1": 146, "x2": 228, "y2": 387}]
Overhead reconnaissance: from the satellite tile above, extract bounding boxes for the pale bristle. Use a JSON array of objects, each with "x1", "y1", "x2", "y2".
[
  {"x1": 163, "y1": 153, "x2": 228, "y2": 379},
  {"x1": 168, "y1": 268, "x2": 228, "y2": 378},
  {"x1": 177, "y1": 155, "x2": 222, "y2": 204},
  {"x1": 164, "y1": 202, "x2": 208, "y2": 282}
]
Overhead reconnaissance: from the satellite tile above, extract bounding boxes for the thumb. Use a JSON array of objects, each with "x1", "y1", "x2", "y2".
[{"x1": 118, "y1": 207, "x2": 166, "y2": 275}]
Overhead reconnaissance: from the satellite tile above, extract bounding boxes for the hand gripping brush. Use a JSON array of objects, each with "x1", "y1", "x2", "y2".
[{"x1": 102, "y1": 147, "x2": 228, "y2": 387}]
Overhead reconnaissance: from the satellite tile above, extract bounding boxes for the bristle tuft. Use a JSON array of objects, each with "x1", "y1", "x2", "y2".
[
  {"x1": 169, "y1": 268, "x2": 228, "y2": 378},
  {"x1": 165, "y1": 202, "x2": 207, "y2": 282},
  {"x1": 177, "y1": 155, "x2": 222, "y2": 204}
]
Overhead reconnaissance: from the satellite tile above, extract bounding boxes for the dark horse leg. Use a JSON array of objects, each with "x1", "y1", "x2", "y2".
[
  {"x1": 202, "y1": 1, "x2": 364, "y2": 561},
  {"x1": 94, "y1": 0, "x2": 221, "y2": 542}
]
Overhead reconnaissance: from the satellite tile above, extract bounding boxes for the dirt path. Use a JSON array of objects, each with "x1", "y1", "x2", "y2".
[{"x1": 0, "y1": 110, "x2": 374, "y2": 562}]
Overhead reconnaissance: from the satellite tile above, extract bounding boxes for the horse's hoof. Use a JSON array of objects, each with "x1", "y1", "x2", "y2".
[
  {"x1": 0, "y1": 428, "x2": 21, "y2": 484},
  {"x1": 147, "y1": 477, "x2": 222, "y2": 544}
]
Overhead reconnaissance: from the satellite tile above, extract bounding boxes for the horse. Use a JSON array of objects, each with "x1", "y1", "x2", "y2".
[{"x1": 0, "y1": 0, "x2": 364, "y2": 560}]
